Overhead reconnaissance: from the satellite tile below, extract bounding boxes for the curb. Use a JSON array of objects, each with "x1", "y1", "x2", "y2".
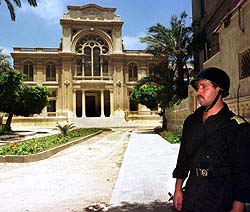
[{"x1": 0, "y1": 130, "x2": 102, "y2": 163}]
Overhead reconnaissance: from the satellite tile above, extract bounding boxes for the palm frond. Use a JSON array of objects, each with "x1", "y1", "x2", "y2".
[
  {"x1": 5, "y1": 0, "x2": 16, "y2": 20},
  {"x1": 13, "y1": 0, "x2": 21, "y2": 7},
  {"x1": 28, "y1": 0, "x2": 37, "y2": 6},
  {"x1": 4, "y1": 0, "x2": 37, "y2": 21},
  {"x1": 56, "y1": 122, "x2": 76, "y2": 136}
]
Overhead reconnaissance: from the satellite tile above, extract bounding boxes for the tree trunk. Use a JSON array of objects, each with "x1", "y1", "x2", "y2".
[{"x1": 5, "y1": 112, "x2": 13, "y2": 132}]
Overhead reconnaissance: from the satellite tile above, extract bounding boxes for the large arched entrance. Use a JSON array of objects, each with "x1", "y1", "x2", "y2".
[
  {"x1": 85, "y1": 92, "x2": 100, "y2": 117},
  {"x1": 75, "y1": 90, "x2": 111, "y2": 117}
]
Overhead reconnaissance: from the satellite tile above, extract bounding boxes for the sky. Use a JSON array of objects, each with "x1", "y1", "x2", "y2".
[{"x1": 0, "y1": 0, "x2": 192, "y2": 58}]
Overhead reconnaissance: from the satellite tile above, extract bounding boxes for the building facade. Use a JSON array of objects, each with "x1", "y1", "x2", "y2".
[
  {"x1": 166, "y1": 0, "x2": 250, "y2": 132},
  {"x1": 11, "y1": 4, "x2": 160, "y2": 126},
  {"x1": 190, "y1": 0, "x2": 250, "y2": 119}
]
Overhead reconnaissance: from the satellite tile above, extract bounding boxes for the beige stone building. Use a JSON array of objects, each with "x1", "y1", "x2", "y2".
[
  {"x1": 166, "y1": 0, "x2": 250, "y2": 132},
  {"x1": 11, "y1": 4, "x2": 161, "y2": 127},
  {"x1": 191, "y1": 0, "x2": 250, "y2": 118}
]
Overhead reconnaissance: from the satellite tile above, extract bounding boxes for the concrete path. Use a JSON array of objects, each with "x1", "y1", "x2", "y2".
[
  {"x1": 110, "y1": 129, "x2": 179, "y2": 206},
  {"x1": 0, "y1": 130, "x2": 129, "y2": 212}
]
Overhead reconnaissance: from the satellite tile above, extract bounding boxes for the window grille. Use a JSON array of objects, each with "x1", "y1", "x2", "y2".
[
  {"x1": 75, "y1": 34, "x2": 109, "y2": 78},
  {"x1": 240, "y1": 49, "x2": 250, "y2": 79}
]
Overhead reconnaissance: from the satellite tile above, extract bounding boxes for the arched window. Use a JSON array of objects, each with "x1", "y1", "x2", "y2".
[
  {"x1": 75, "y1": 34, "x2": 109, "y2": 78},
  {"x1": 76, "y1": 58, "x2": 82, "y2": 76},
  {"x1": 103, "y1": 59, "x2": 109, "y2": 76},
  {"x1": 84, "y1": 47, "x2": 91, "y2": 76},
  {"x1": 128, "y1": 63, "x2": 138, "y2": 81},
  {"x1": 93, "y1": 47, "x2": 100, "y2": 76},
  {"x1": 23, "y1": 62, "x2": 33, "y2": 81},
  {"x1": 46, "y1": 62, "x2": 56, "y2": 81}
]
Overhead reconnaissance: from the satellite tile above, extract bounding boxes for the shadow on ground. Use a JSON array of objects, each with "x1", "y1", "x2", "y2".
[
  {"x1": 136, "y1": 131, "x2": 156, "y2": 135},
  {"x1": 84, "y1": 201, "x2": 250, "y2": 212},
  {"x1": 108, "y1": 201, "x2": 250, "y2": 212},
  {"x1": 109, "y1": 201, "x2": 177, "y2": 212}
]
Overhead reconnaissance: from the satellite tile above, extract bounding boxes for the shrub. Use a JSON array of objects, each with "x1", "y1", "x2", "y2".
[
  {"x1": 56, "y1": 122, "x2": 76, "y2": 136},
  {"x1": 162, "y1": 129, "x2": 182, "y2": 144},
  {"x1": 0, "y1": 128, "x2": 99, "y2": 155}
]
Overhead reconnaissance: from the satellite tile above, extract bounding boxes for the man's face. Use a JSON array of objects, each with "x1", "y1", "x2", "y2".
[{"x1": 195, "y1": 80, "x2": 221, "y2": 107}]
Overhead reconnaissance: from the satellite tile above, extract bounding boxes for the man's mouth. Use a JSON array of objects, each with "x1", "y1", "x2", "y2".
[{"x1": 198, "y1": 95, "x2": 204, "y2": 100}]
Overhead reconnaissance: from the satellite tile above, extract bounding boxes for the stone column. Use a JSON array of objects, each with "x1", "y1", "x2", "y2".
[
  {"x1": 82, "y1": 57, "x2": 85, "y2": 78},
  {"x1": 73, "y1": 90, "x2": 76, "y2": 117},
  {"x1": 101, "y1": 90, "x2": 105, "y2": 117},
  {"x1": 82, "y1": 90, "x2": 86, "y2": 117},
  {"x1": 110, "y1": 90, "x2": 114, "y2": 117},
  {"x1": 100, "y1": 58, "x2": 103, "y2": 80}
]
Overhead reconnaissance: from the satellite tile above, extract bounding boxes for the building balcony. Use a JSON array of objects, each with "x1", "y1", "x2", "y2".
[
  {"x1": 73, "y1": 75, "x2": 113, "y2": 82},
  {"x1": 13, "y1": 47, "x2": 59, "y2": 53}
]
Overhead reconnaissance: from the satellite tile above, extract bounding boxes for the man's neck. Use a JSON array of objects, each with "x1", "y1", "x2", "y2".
[{"x1": 203, "y1": 101, "x2": 224, "y2": 122}]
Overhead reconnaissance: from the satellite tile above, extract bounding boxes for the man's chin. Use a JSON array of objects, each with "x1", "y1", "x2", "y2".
[
  {"x1": 198, "y1": 97, "x2": 205, "y2": 105},
  {"x1": 198, "y1": 101, "x2": 208, "y2": 107}
]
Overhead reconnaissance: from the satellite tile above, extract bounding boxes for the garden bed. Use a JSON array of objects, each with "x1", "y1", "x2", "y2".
[
  {"x1": 0, "y1": 128, "x2": 102, "y2": 163},
  {"x1": 154, "y1": 127, "x2": 181, "y2": 144}
]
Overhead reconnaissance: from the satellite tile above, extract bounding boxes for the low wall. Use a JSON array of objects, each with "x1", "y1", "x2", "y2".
[
  {"x1": 165, "y1": 96, "x2": 250, "y2": 133},
  {"x1": 3, "y1": 117, "x2": 68, "y2": 128},
  {"x1": 165, "y1": 98, "x2": 191, "y2": 133}
]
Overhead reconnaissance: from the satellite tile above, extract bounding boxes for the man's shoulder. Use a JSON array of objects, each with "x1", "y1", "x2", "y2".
[
  {"x1": 184, "y1": 108, "x2": 202, "y2": 124},
  {"x1": 230, "y1": 115, "x2": 249, "y2": 125}
]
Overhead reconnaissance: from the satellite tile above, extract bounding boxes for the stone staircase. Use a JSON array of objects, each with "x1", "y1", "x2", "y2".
[{"x1": 69, "y1": 116, "x2": 161, "y2": 129}]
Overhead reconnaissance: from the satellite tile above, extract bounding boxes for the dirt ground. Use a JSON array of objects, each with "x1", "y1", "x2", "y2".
[{"x1": 0, "y1": 129, "x2": 130, "y2": 212}]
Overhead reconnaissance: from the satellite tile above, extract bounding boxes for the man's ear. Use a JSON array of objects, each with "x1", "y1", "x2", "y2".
[{"x1": 216, "y1": 87, "x2": 223, "y2": 95}]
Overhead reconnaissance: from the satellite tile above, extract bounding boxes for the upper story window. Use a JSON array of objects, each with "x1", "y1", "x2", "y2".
[
  {"x1": 23, "y1": 62, "x2": 33, "y2": 81},
  {"x1": 75, "y1": 34, "x2": 109, "y2": 78},
  {"x1": 46, "y1": 62, "x2": 56, "y2": 81},
  {"x1": 93, "y1": 47, "x2": 100, "y2": 76},
  {"x1": 240, "y1": 48, "x2": 250, "y2": 79},
  {"x1": 76, "y1": 58, "x2": 82, "y2": 76},
  {"x1": 128, "y1": 63, "x2": 138, "y2": 81},
  {"x1": 103, "y1": 59, "x2": 109, "y2": 76}
]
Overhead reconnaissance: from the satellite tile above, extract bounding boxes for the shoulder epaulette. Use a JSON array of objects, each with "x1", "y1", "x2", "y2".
[{"x1": 231, "y1": 115, "x2": 247, "y2": 125}]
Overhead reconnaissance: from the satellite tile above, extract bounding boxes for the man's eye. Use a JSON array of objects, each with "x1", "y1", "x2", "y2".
[{"x1": 197, "y1": 85, "x2": 207, "y2": 90}]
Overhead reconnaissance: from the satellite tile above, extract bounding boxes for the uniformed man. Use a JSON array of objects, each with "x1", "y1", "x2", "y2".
[{"x1": 172, "y1": 67, "x2": 250, "y2": 212}]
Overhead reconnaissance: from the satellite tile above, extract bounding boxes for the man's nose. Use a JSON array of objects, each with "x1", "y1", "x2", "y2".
[{"x1": 196, "y1": 87, "x2": 202, "y2": 94}]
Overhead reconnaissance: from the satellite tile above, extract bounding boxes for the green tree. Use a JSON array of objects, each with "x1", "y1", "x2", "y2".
[
  {"x1": 140, "y1": 11, "x2": 192, "y2": 104},
  {"x1": 15, "y1": 85, "x2": 49, "y2": 116},
  {"x1": 2, "y1": 0, "x2": 37, "y2": 21},
  {"x1": 0, "y1": 69, "x2": 23, "y2": 131},
  {"x1": 0, "y1": 51, "x2": 49, "y2": 131},
  {"x1": 130, "y1": 84, "x2": 163, "y2": 110},
  {"x1": 135, "y1": 62, "x2": 176, "y2": 108},
  {"x1": 0, "y1": 49, "x2": 12, "y2": 72}
]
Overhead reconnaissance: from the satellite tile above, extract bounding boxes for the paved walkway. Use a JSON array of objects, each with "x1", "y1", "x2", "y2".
[
  {"x1": 110, "y1": 129, "x2": 179, "y2": 208},
  {"x1": 0, "y1": 130, "x2": 129, "y2": 212}
]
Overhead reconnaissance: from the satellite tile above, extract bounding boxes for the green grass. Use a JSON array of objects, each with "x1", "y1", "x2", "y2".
[
  {"x1": 161, "y1": 131, "x2": 181, "y2": 144},
  {"x1": 0, "y1": 128, "x2": 99, "y2": 155}
]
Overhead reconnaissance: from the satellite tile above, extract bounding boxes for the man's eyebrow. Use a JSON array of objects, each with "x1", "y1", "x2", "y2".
[{"x1": 197, "y1": 82, "x2": 208, "y2": 86}]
